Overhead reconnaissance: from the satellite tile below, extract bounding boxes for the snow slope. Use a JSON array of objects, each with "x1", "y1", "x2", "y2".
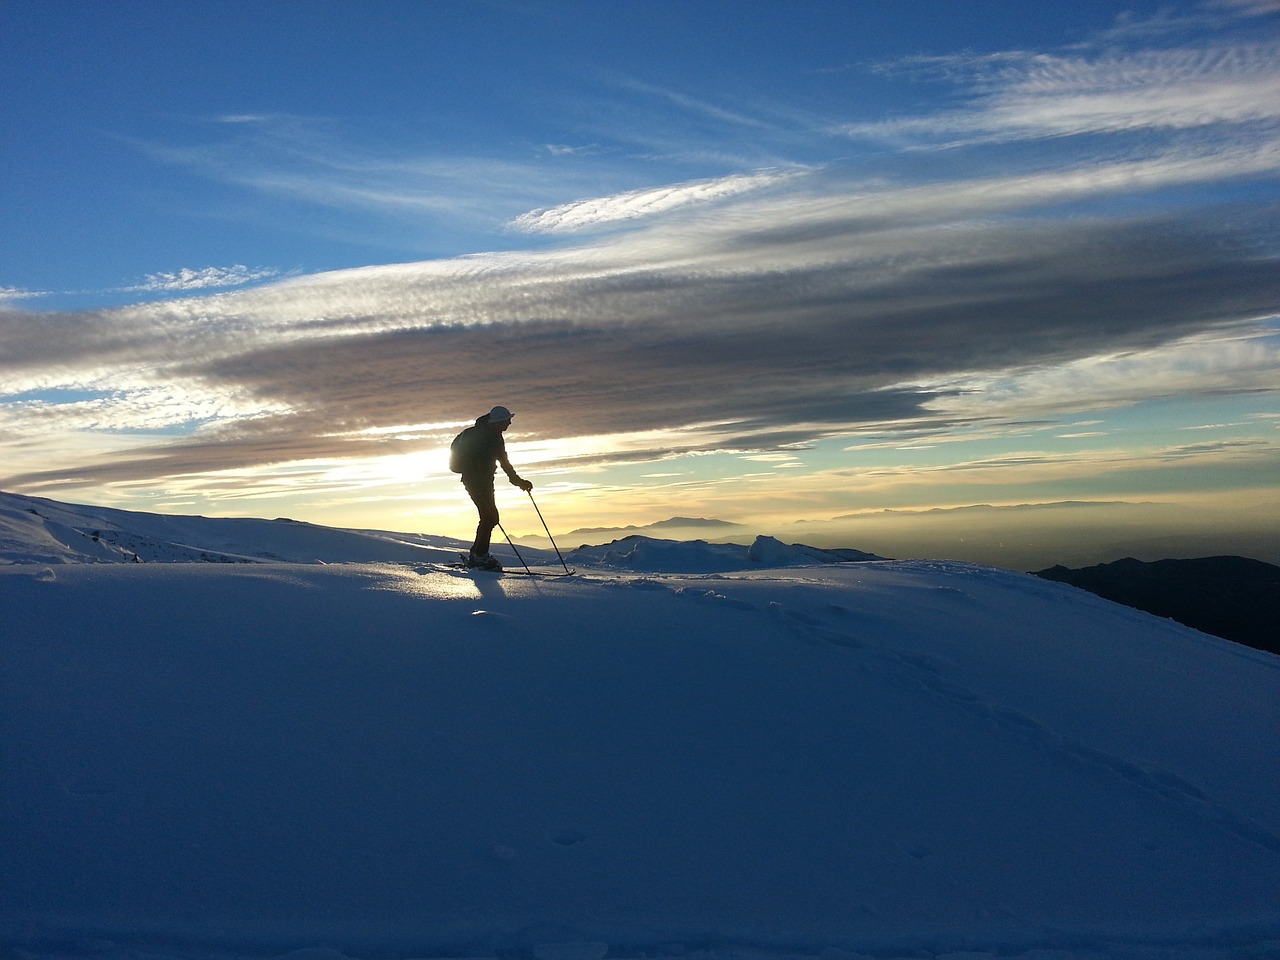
[{"x1": 2, "y1": 492, "x2": 1278, "y2": 960}]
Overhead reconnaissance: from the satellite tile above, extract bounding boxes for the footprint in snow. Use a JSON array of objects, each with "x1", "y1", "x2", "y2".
[{"x1": 548, "y1": 827, "x2": 587, "y2": 846}]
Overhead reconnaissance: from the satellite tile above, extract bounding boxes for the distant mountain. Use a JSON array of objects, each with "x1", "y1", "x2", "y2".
[
  {"x1": 830, "y1": 500, "x2": 1139, "y2": 520},
  {"x1": 562, "y1": 516, "x2": 749, "y2": 543},
  {"x1": 1033, "y1": 556, "x2": 1280, "y2": 655},
  {"x1": 570, "y1": 534, "x2": 884, "y2": 572},
  {"x1": 0, "y1": 492, "x2": 882, "y2": 571}
]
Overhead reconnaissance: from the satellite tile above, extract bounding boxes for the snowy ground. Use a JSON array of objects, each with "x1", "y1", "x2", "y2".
[{"x1": 2, "y1": 492, "x2": 1278, "y2": 960}]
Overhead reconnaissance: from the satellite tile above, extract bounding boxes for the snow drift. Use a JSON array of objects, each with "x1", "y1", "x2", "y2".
[{"x1": 2, "y1": 492, "x2": 1278, "y2": 960}]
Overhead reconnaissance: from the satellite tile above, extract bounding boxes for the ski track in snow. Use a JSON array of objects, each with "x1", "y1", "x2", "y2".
[{"x1": 584, "y1": 565, "x2": 1280, "y2": 859}]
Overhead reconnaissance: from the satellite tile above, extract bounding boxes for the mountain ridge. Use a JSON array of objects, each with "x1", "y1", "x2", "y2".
[{"x1": 1034, "y1": 555, "x2": 1280, "y2": 655}]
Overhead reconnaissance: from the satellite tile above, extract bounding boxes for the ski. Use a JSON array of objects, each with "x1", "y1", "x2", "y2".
[{"x1": 440, "y1": 558, "x2": 576, "y2": 578}]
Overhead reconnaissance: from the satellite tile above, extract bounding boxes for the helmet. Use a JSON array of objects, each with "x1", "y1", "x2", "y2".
[{"x1": 486, "y1": 405, "x2": 513, "y2": 424}]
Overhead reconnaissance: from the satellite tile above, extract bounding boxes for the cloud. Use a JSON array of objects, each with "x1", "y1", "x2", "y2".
[
  {"x1": 124, "y1": 265, "x2": 281, "y2": 293},
  {"x1": 2, "y1": 180, "x2": 1275, "y2": 495},
  {"x1": 125, "y1": 115, "x2": 576, "y2": 239},
  {"x1": 843, "y1": 38, "x2": 1280, "y2": 146},
  {"x1": 1211, "y1": 0, "x2": 1280, "y2": 15},
  {"x1": 0, "y1": 287, "x2": 48, "y2": 305},
  {"x1": 0, "y1": 384, "x2": 287, "y2": 435},
  {"x1": 3, "y1": 15, "x2": 1278, "y2": 502},
  {"x1": 902, "y1": 323, "x2": 1280, "y2": 423},
  {"x1": 1097, "y1": 0, "x2": 1280, "y2": 41},
  {"x1": 543, "y1": 144, "x2": 598, "y2": 157},
  {"x1": 508, "y1": 170, "x2": 799, "y2": 234},
  {"x1": 613, "y1": 77, "x2": 776, "y2": 131}
]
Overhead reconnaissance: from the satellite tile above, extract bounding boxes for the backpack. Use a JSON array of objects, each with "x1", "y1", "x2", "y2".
[{"x1": 448, "y1": 425, "x2": 480, "y2": 474}]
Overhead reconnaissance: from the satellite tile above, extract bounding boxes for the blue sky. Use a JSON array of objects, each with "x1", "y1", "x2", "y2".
[{"x1": 2, "y1": 0, "x2": 1278, "y2": 567}]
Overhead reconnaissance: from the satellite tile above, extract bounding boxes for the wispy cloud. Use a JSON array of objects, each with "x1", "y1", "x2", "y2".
[
  {"x1": 1212, "y1": 0, "x2": 1280, "y2": 15},
  {"x1": 542, "y1": 143, "x2": 599, "y2": 157},
  {"x1": 1096, "y1": 0, "x2": 1280, "y2": 42},
  {"x1": 613, "y1": 77, "x2": 776, "y2": 131},
  {"x1": 126, "y1": 114, "x2": 575, "y2": 238},
  {"x1": 842, "y1": 38, "x2": 1280, "y2": 146},
  {"x1": 2, "y1": 174, "x2": 1275, "y2": 495},
  {"x1": 124, "y1": 265, "x2": 281, "y2": 293},
  {"x1": 129, "y1": 84, "x2": 805, "y2": 248},
  {"x1": 0, "y1": 286, "x2": 48, "y2": 305},
  {"x1": 903, "y1": 324, "x2": 1280, "y2": 423},
  {"x1": 508, "y1": 170, "x2": 799, "y2": 234},
  {"x1": 3, "y1": 9, "x2": 1278, "y2": 508}
]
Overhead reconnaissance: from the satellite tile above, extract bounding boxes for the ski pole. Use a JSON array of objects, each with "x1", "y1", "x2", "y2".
[
  {"x1": 497, "y1": 520, "x2": 532, "y2": 575},
  {"x1": 526, "y1": 490, "x2": 571, "y2": 574}
]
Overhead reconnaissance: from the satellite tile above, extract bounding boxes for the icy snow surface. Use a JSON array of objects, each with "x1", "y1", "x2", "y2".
[{"x1": 2, "y1": 492, "x2": 1278, "y2": 960}]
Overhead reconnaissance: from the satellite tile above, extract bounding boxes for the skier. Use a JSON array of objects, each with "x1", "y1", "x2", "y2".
[{"x1": 450, "y1": 405, "x2": 533, "y2": 570}]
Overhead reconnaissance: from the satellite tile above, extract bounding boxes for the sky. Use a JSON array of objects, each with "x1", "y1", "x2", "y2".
[{"x1": 1, "y1": 0, "x2": 1278, "y2": 568}]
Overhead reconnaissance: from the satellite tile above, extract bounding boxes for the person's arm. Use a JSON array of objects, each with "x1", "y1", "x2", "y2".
[{"x1": 498, "y1": 449, "x2": 533, "y2": 491}]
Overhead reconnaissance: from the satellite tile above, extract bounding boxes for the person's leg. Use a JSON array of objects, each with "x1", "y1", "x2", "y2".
[{"x1": 467, "y1": 483, "x2": 499, "y2": 557}]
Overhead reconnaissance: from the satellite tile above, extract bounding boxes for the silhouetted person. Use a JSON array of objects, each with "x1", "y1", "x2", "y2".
[{"x1": 450, "y1": 405, "x2": 533, "y2": 569}]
